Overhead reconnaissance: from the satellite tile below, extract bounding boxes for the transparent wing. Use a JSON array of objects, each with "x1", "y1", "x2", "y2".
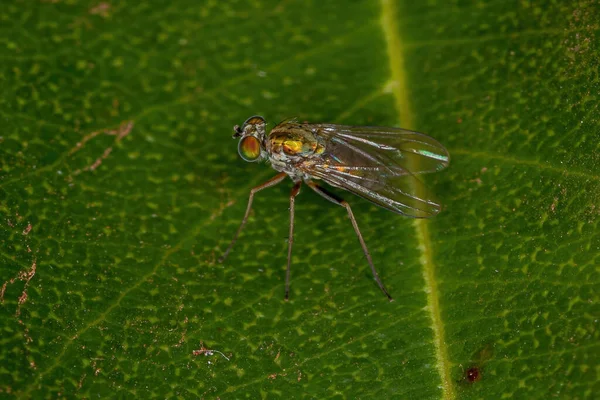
[{"x1": 299, "y1": 124, "x2": 450, "y2": 218}]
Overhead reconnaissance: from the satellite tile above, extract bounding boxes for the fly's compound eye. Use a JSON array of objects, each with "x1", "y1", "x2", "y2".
[{"x1": 238, "y1": 136, "x2": 261, "y2": 162}]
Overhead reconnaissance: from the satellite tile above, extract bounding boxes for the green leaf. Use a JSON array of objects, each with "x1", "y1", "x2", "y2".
[{"x1": 1, "y1": 1, "x2": 598, "y2": 398}]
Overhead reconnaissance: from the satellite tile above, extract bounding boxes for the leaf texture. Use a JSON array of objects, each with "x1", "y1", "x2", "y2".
[{"x1": 0, "y1": 1, "x2": 598, "y2": 398}]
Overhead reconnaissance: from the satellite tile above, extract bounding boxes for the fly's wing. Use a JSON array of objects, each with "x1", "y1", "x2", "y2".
[{"x1": 299, "y1": 124, "x2": 450, "y2": 218}]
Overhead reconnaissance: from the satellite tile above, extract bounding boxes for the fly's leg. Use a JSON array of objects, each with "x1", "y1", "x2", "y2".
[
  {"x1": 219, "y1": 172, "x2": 287, "y2": 263},
  {"x1": 285, "y1": 181, "x2": 302, "y2": 301},
  {"x1": 307, "y1": 181, "x2": 393, "y2": 301}
]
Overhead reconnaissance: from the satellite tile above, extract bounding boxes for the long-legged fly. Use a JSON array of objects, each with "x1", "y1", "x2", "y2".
[{"x1": 219, "y1": 116, "x2": 449, "y2": 301}]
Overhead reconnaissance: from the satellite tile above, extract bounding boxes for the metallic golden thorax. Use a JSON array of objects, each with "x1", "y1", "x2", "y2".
[{"x1": 268, "y1": 124, "x2": 325, "y2": 158}]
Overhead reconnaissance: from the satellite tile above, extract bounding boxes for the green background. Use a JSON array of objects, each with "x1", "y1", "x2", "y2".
[{"x1": 1, "y1": 0, "x2": 599, "y2": 398}]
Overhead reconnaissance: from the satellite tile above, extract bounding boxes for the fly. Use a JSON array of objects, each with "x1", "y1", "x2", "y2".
[{"x1": 219, "y1": 116, "x2": 450, "y2": 301}]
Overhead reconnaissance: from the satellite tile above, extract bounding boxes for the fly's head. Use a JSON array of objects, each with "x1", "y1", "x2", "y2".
[{"x1": 233, "y1": 115, "x2": 267, "y2": 162}]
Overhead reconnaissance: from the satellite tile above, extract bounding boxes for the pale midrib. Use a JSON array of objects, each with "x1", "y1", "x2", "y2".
[{"x1": 379, "y1": 1, "x2": 455, "y2": 399}]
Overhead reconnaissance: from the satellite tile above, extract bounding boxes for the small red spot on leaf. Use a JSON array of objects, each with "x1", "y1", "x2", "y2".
[{"x1": 465, "y1": 367, "x2": 481, "y2": 383}]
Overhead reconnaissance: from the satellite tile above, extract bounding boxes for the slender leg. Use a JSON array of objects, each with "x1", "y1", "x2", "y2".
[
  {"x1": 219, "y1": 172, "x2": 287, "y2": 263},
  {"x1": 286, "y1": 182, "x2": 302, "y2": 301},
  {"x1": 307, "y1": 181, "x2": 393, "y2": 301}
]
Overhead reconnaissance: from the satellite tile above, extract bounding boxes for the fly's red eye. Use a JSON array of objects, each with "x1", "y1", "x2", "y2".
[{"x1": 238, "y1": 136, "x2": 261, "y2": 162}]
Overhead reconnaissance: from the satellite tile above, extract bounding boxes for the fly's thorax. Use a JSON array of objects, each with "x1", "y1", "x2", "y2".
[{"x1": 267, "y1": 124, "x2": 326, "y2": 161}]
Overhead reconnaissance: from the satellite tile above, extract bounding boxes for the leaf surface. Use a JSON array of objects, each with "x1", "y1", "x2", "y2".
[{"x1": 1, "y1": 1, "x2": 598, "y2": 398}]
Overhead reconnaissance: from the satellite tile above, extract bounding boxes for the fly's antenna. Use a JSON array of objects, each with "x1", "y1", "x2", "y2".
[{"x1": 232, "y1": 125, "x2": 243, "y2": 138}]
